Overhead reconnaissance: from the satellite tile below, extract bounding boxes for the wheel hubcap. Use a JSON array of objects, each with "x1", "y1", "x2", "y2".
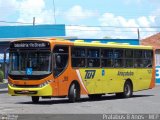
[
  {"x1": 125, "y1": 84, "x2": 131, "y2": 96},
  {"x1": 74, "y1": 88, "x2": 76, "y2": 98}
]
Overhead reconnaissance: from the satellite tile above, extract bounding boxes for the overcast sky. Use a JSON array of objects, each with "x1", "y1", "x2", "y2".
[{"x1": 0, "y1": 0, "x2": 160, "y2": 39}]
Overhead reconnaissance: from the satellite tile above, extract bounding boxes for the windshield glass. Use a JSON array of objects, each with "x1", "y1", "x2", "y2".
[{"x1": 9, "y1": 51, "x2": 51, "y2": 75}]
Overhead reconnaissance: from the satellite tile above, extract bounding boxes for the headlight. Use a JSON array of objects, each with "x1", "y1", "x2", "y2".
[
  {"x1": 8, "y1": 81, "x2": 16, "y2": 87},
  {"x1": 39, "y1": 80, "x2": 52, "y2": 88}
]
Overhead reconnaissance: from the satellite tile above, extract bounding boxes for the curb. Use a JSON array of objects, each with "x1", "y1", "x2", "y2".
[
  {"x1": 0, "y1": 83, "x2": 8, "y2": 94},
  {"x1": 0, "y1": 88, "x2": 8, "y2": 94}
]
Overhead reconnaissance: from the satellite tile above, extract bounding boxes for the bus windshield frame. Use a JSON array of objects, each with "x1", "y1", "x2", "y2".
[{"x1": 9, "y1": 49, "x2": 52, "y2": 76}]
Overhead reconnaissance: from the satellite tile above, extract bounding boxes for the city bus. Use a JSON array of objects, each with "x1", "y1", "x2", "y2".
[{"x1": 8, "y1": 38, "x2": 155, "y2": 103}]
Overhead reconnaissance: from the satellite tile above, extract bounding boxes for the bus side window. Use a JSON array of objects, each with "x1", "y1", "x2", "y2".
[
  {"x1": 114, "y1": 49, "x2": 124, "y2": 68},
  {"x1": 125, "y1": 49, "x2": 133, "y2": 68},
  {"x1": 101, "y1": 49, "x2": 114, "y2": 68},
  {"x1": 88, "y1": 59, "x2": 93, "y2": 67},
  {"x1": 134, "y1": 59, "x2": 143, "y2": 68},
  {"x1": 56, "y1": 54, "x2": 62, "y2": 68},
  {"x1": 134, "y1": 60, "x2": 138, "y2": 68},
  {"x1": 143, "y1": 59, "x2": 152, "y2": 68},
  {"x1": 76, "y1": 58, "x2": 85, "y2": 67},
  {"x1": 143, "y1": 50, "x2": 153, "y2": 68},
  {"x1": 71, "y1": 47, "x2": 86, "y2": 67},
  {"x1": 87, "y1": 48, "x2": 100, "y2": 67},
  {"x1": 133, "y1": 50, "x2": 153, "y2": 68}
]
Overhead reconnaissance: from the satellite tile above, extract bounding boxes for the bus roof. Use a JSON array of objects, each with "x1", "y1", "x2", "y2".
[
  {"x1": 11, "y1": 38, "x2": 153, "y2": 50},
  {"x1": 73, "y1": 40, "x2": 153, "y2": 50}
]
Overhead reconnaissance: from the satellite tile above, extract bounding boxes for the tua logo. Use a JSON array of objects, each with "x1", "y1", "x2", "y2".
[{"x1": 85, "y1": 70, "x2": 96, "y2": 79}]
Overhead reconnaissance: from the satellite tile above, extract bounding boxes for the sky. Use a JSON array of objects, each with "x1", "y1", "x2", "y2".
[{"x1": 0, "y1": 0, "x2": 160, "y2": 39}]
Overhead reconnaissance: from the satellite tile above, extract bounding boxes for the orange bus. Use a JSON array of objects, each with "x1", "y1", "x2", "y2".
[{"x1": 8, "y1": 38, "x2": 155, "y2": 103}]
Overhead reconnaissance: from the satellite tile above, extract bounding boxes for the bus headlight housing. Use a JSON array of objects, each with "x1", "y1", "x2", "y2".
[
  {"x1": 8, "y1": 81, "x2": 16, "y2": 87},
  {"x1": 39, "y1": 80, "x2": 52, "y2": 88}
]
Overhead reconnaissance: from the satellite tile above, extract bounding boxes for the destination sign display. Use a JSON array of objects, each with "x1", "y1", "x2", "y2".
[{"x1": 10, "y1": 41, "x2": 50, "y2": 49}]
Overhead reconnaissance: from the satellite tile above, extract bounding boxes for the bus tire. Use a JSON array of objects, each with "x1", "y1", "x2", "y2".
[
  {"x1": 68, "y1": 83, "x2": 80, "y2": 103},
  {"x1": 122, "y1": 81, "x2": 133, "y2": 98},
  {"x1": 116, "y1": 81, "x2": 133, "y2": 98},
  {"x1": 31, "y1": 96, "x2": 39, "y2": 103}
]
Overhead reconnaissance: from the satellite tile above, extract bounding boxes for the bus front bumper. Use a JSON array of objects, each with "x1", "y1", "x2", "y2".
[{"x1": 8, "y1": 84, "x2": 53, "y2": 96}]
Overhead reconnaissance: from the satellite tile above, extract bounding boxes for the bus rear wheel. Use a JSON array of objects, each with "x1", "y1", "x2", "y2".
[
  {"x1": 31, "y1": 96, "x2": 39, "y2": 103},
  {"x1": 123, "y1": 81, "x2": 133, "y2": 98},
  {"x1": 116, "y1": 81, "x2": 133, "y2": 98},
  {"x1": 68, "y1": 83, "x2": 80, "y2": 103}
]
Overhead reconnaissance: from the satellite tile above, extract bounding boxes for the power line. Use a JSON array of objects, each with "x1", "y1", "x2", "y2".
[
  {"x1": 66, "y1": 25, "x2": 160, "y2": 29},
  {"x1": 0, "y1": 20, "x2": 159, "y2": 33},
  {"x1": 1, "y1": 7, "x2": 159, "y2": 17},
  {"x1": 66, "y1": 29, "x2": 159, "y2": 33},
  {"x1": 4, "y1": 12, "x2": 159, "y2": 18},
  {"x1": 0, "y1": 20, "x2": 32, "y2": 24}
]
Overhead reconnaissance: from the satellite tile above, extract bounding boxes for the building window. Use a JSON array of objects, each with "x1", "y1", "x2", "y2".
[{"x1": 156, "y1": 50, "x2": 160, "y2": 66}]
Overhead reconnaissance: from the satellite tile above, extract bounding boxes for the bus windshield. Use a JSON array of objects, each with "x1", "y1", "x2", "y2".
[{"x1": 9, "y1": 50, "x2": 52, "y2": 76}]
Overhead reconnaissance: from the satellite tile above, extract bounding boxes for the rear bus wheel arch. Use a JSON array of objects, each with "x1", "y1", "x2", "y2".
[{"x1": 116, "y1": 79, "x2": 133, "y2": 98}]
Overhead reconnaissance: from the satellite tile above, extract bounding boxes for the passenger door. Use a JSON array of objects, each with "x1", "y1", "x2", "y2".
[{"x1": 53, "y1": 46, "x2": 69, "y2": 96}]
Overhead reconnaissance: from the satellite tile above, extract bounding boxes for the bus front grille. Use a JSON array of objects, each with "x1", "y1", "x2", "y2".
[
  {"x1": 14, "y1": 85, "x2": 39, "y2": 88},
  {"x1": 14, "y1": 90, "x2": 37, "y2": 94}
]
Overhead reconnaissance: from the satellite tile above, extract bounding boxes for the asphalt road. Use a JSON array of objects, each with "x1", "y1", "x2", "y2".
[{"x1": 0, "y1": 86, "x2": 160, "y2": 114}]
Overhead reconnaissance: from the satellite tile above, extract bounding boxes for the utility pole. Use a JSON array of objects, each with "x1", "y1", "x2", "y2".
[
  {"x1": 33, "y1": 17, "x2": 35, "y2": 26},
  {"x1": 3, "y1": 48, "x2": 9, "y2": 79},
  {"x1": 137, "y1": 28, "x2": 140, "y2": 40},
  {"x1": 53, "y1": 0, "x2": 56, "y2": 24}
]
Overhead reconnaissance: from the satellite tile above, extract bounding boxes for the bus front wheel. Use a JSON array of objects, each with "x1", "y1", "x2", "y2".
[
  {"x1": 31, "y1": 96, "x2": 39, "y2": 103},
  {"x1": 68, "y1": 83, "x2": 80, "y2": 103}
]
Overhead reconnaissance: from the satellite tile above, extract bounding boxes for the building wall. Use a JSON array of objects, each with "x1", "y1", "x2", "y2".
[
  {"x1": 0, "y1": 24, "x2": 65, "y2": 38},
  {"x1": 155, "y1": 50, "x2": 160, "y2": 84}
]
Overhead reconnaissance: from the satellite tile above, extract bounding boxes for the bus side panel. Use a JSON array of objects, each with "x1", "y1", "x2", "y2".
[
  {"x1": 78, "y1": 68, "x2": 153, "y2": 94},
  {"x1": 78, "y1": 69, "x2": 124, "y2": 94},
  {"x1": 149, "y1": 49, "x2": 155, "y2": 89},
  {"x1": 54, "y1": 67, "x2": 88, "y2": 96},
  {"x1": 136, "y1": 69, "x2": 153, "y2": 91},
  {"x1": 149, "y1": 67, "x2": 155, "y2": 89}
]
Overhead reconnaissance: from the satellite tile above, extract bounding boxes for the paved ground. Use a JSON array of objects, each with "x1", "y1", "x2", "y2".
[{"x1": 0, "y1": 86, "x2": 160, "y2": 114}]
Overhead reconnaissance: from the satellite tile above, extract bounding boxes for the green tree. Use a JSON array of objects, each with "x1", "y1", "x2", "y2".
[{"x1": 0, "y1": 70, "x2": 4, "y2": 82}]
